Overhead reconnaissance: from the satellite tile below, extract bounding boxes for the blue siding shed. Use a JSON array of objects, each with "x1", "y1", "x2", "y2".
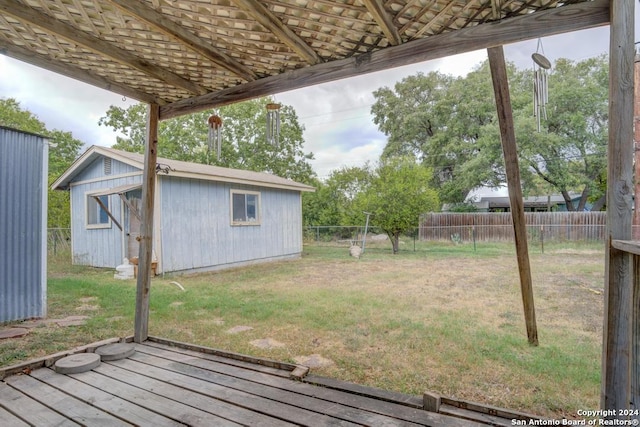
[
  {"x1": 0, "y1": 127, "x2": 48, "y2": 322},
  {"x1": 52, "y1": 146, "x2": 313, "y2": 274}
]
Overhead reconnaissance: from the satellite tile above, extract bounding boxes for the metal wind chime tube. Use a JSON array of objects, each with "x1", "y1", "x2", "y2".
[
  {"x1": 266, "y1": 103, "x2": 281, "y2": 146},
  {"x1": 207, "y1": 114, "x2": 223, "y2": 161},
  {"x1": 532, "y1": 39, "x2": 551, "y2": 132}
]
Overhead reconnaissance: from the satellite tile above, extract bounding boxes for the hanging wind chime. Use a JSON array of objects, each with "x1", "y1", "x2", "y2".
[
  {"x1": 532, "y1": 39, "x2": 551, "y2": 132},
  {"x1": 207, "y1": 114, "x2": 223, "y2": 161},
  {"x1": 266, "y1": 103, "x2": 281, "y2": 146}
]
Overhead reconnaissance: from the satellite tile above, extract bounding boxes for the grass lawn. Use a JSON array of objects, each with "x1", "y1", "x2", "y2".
[{"x1": 1, "y1": 239, "x2": 604, "y2": 418}]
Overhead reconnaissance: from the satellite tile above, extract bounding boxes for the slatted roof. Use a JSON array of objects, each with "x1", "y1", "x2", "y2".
[{"x1": 0, "y1": 0, "x2": 607, "y2": 120}]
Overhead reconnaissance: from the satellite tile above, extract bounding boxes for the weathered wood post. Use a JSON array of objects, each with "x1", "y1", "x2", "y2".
[
  {"x1": 134, "y1": 103, "x2": 159, "y2": 343},
  {"x1": 487, "y1": 45, "x2": 538, "y2": 346},
  {"x1": 602, "y1": 0, "x2": 634, "y2": 412}
]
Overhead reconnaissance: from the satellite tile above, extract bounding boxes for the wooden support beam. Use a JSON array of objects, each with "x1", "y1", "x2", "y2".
[
  {"x1": 134, "y1": 103, "x2": 159, "y2": 344},
  {"x1": 106, "y1": 0, "x2": 257, "y2": 82},
  {"x1": 161, "y1": 0, "x2": 609, "y2": 120},
  {"x1": 602, "y1": 0, "x2": 634, "y2": 412},
  {"x1": 232, "y1": 0, "x2": 322, "y2": 65},
  {"x1": 362, "y1": 0, "x2": 402, "y2": 45},
  {"x1": 487, "y1": 45, "x2": 538, "y2": 346},
  {"x1": 92, "y1": 196, "x2": 122, "y2": 231},
  {"x1": 118, "y1": 194, "x2": 141, "y2": 222},
  {"x1": 0, "y1": 0, "x2": 207, "y2": 96},
  {"x1": 0, "y1": 44, "x2": 166, "y2": 105},
  {"x1": 634, "y1": 255, "x2": 640, "y2": 411}
]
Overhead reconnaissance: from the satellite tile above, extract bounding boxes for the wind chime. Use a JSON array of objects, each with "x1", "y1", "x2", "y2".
[
  {"x1": 266, "y1": 103, "x2": 281, "y2": 146},
  {"x1": 532, "y1": 38, "x2": 551, "y2": 132},
  {"x1": 207, "y1": 114, "x2": 223, "y2": 161}
]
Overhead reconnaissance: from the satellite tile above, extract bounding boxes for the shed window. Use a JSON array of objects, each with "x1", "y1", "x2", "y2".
[
  {"x1": 87, "y1": 194, "x2": 111, "y2": 228},
  {"x1": 231, "y1": 190, "x2": 260, "y2": 225}
]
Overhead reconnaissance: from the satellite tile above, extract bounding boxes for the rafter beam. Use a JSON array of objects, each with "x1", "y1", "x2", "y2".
[
  {"x1": 106, "y1": 0, "x2": 257, "y2": 82},
  {"x1": 0, "y1": 0, "x2": 207, "y2": 96},
  {"x1": 492, "y1": 0, "x2": 502, "y2": 20},
  {"x1": 0, "y1": 43, "x2": 166, "y2": 105},
  {"x1": 161, "y1": 0, "x2": 609, "y2": 120},
  {"x1": 362, "y1": 0, "x2": 402, "y2": 45},
  {"x1": 231, "y1": 0, "x2": 322, "y2": 65}
]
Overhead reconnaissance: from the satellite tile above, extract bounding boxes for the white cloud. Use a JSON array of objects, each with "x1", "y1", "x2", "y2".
[{"x1": 0, "y1": 56, "x2": 136, "y2": 148}]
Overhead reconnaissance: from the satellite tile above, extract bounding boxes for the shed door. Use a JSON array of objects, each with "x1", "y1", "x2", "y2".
[{"x1": 127, "y1": 196, "x2": 141, "y2": 259}]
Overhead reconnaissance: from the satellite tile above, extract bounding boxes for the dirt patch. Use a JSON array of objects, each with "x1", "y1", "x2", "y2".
[
  {"x1": 75, "y1": 304, "x2": 99, "y2": 311},
  {"x1": 250, "y1": 338, "x2": 285, "y2": 349},
  {"x1": 226, "y1": 325, "x2": 254, "y2": 334}
]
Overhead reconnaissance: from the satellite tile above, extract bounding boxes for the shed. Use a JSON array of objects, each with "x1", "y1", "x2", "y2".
[
  {"x1": 0, "y1": 126, "x2": 48, "y2": 323},
  {"x1": 52, "y1": 145, "x2": 314, "y2": 275}
]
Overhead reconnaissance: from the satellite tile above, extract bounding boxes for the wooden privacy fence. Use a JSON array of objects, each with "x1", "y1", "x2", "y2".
[{"x1": 419, "y1": 212, "x2": 607, "y2": 242}]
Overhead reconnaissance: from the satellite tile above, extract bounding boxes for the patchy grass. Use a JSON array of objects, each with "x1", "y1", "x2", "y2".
[{"x1": 1, "y1": 241, "x2": 604, "y2": 418}]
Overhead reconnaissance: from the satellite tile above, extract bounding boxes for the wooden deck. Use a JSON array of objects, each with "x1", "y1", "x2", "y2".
[{"x1": 0, "y1": 338, "x2": 522, "y2": 426}]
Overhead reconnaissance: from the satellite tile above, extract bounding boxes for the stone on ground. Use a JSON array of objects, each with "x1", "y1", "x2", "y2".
[{"x1": 0, "y1": 327, "x2": 29, "y2": 339}]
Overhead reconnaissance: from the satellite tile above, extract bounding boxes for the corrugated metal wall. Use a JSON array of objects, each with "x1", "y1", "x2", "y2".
[{"x1": 0, "y1": 127, "x2": 48, "y2": 323}]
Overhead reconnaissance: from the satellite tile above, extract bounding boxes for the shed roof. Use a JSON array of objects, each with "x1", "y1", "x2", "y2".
[
  {"x1": 52, "y1": 145, "x2": 315, "y2": 193},
  {"x1": 0, "y1": 1, "x2": 606, "y2": 120}
]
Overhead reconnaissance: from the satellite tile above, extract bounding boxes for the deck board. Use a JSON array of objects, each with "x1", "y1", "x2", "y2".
[
  {"x1": 4, "y1": 373, "x2": 130, "y2": 426},
  {"x1": 0, "y1": 381, "x2": 80, "y2": 426},
  {"x1": 29, "y1": 368, "x2": 185, "y2": 427},
  {"x1": 90, "y1": 362, "x2": 298, "y2": 427},
  {"x1": 135, "y1": 343, "x2": 475, "y2": 427},
  {"x1": 0, "y1": 403, "x2": 34, "y2": 427},
  {"x1": 0, "y1": 339, "x2": 488, "y2": 426},
  {"x1": 119, "y1": 351, "x2": 417, "y2": 426}
]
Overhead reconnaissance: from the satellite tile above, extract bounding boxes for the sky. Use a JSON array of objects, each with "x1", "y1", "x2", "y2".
[{"x1": 0, "y1": 10, "x2": 636, "y2": 190}]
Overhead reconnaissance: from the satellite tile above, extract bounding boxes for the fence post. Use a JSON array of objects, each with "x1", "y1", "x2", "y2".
[{"x1": 541, "y1": 225, "x2": 544, "y2": 254}]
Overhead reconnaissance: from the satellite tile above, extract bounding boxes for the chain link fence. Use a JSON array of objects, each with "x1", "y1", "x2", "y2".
[{"x1": 48, "y1": 228, "x2": 71, "y2": 255}]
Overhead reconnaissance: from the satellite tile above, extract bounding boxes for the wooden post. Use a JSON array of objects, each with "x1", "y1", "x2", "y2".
[
  {"x1": 602, "y1": 0, "x2": 634, "y2": 412},
  {"x1": 134, "y1": 103, "x2": 159, "y2": 343},
  {"x1": 633, "y1": 53, "x2": 640, "y2": 240},
  {"x1": 633, "y1": 255, "x2": 640, "y2": 411},
  {"x1": 423, "y1": 392, "x2": 441, "y2": 413},
  {"x1": 487, "y1": 46, "x2": 538, "y2": 346}
]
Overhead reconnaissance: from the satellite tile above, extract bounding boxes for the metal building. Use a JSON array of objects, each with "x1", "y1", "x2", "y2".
[{"x1": 0, "y1": 126, "x2": 48, "y2": 323}]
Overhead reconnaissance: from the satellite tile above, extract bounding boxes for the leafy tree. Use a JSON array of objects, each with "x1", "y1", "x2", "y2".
[
  {"x1": 0, "y1": 98, "x2": 84, "y2": 227},
  {"x1": 354, "y1": 158, "x2": 439, "y2": 254},
  {"x1": 516, "y1": 56, "x2": 609, "y2": 210},
  {"x1": 371, "y1": 67, "x2": 499, "y2": 203},
  {"x1": 371, "y1": 56, "x2": 609, "y2": 211},
  {"x1": 100, "y1": 97, "x2": 315, "y2": 183}
]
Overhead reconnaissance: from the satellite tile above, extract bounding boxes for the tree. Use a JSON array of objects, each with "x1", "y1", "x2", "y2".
[
  {"x1": 302, "y1": 165, "x2": 373, "y2": 228},
  {"x1": 354, "y1": 158, "x2": 439, "y2": 254},
  {"x1": 516, "y1": 56, "x2": 609, "y2": 210},
  {"x1": 371, "y1": 66, "x2": 500, "y2": 203},
  {"x1": 99, "y1": 97, "x2": 315, "y2": 183},
  {"x1": 371, "y1": 56, "x2": 609, "y2": 211},
  {"x1": 0, "y1": 98, "x2": 84, "y2": 227}
]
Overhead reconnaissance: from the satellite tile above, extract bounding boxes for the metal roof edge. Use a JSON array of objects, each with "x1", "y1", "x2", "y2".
[
  {"x1": 166, "y1": 170, "x2": 316, "y2": 192},
  {"x1": 52, "y1": 145, "x2": 315, "y2": 193}
]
